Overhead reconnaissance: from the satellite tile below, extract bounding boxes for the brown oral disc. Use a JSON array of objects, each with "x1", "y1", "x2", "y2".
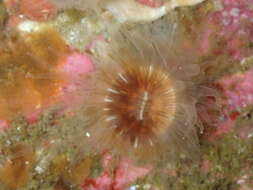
[{"x1": 101, "y1": 63, "x2": 176, "y2": 148}]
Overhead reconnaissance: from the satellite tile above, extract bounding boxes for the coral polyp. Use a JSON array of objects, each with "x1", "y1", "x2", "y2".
[{"x1": 85, "y1": 24, "x2": 207, "y2": 162}]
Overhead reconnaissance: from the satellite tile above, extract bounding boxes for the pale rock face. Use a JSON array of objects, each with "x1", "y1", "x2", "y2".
[
  {"x1": 169, "y1": 0, "x2": 205, "y2": 7},
  {"x1": 105, "y1": 0, "x2": 167, "y2": 23},
  {"x1": 105, "y1": 0, "x2": 206, "y2": 23},
  {"x1": 50, "y1": 0, "x2": 205, "y2": 23}
]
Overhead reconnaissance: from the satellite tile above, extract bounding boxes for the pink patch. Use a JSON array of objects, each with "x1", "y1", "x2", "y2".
[
  {"x1": 101, "y1": 153, "x2": 113, "y2": 168},
  {"x1": 6, "y1": 16, "x2": 24, "y2": 27},
  {"x1": 82, "y1": 172, "x2": 113, "y2": 190},
  {"x1": 208, "y1": 117, "x2": 235, "y2": 141},
  {"x1": 113, "y1": 160, "x2": 151, "y2": 190},
  {"x1": 199, "y1": 0, "x2": 253, "y2": 60},
  {"x1": 61, "y1": 52, "x2": 93, "y2": 82},
  {"x1": 200, "y1": 29, "x2": 213, "y2": 54},
  {"x1": 81, "y1": 158, "x2": 151, "y2": 190},
  {"x1": 222, "y1": 0, "x2": 253, "y2": 7},
  {"x1": 59, "y1": 52, "x2": 94, "y2": 109},
  {"x1": 218, "y1": 69, "x2": 253, "y2": 111},
  {"x1": 200, "y1": 160, "x2": 211, "y2": 173},
  {"x1": 25, "y1": 109, "x2": 42, "y2": 124},
  {"x1": 229, "y1": 111, "x2": 240, "y2": 121},
  {"x1": 136, "y1": 0, "x2": 163, "y2": 8},
  {"x1": 0, "y1": 120, "x2": 8, "y2": 131}
]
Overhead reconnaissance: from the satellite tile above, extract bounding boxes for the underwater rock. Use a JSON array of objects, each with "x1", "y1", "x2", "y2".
[
  {"x1": 105, "y1": 0, "x2": 206, "y2": 22},
  {"x1": 104, "y1": 0, "x2": 168, "y2": 23},
  {"x1": 50, "y1": 0, "x2": 206, "y2": 23}
]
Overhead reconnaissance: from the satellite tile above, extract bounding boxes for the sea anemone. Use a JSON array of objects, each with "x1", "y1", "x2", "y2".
[{"x1": 84, "y1": 17, "x2": 215, "y2": 163}]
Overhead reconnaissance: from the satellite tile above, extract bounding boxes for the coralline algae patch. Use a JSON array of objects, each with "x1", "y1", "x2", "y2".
[
  {"x1": 175, "y1": 0, "x2": 253, "y2": 141},
  {"x1": 197, "y1": 0, "x2": 253, "y2": 60},
  {"x1": 136, "y1": 0, "x2": 164, "y2": 7},
  {"x1": 212, "y1": 1, "x2": 253, "y2": 60},
  {"x1": 206, "y1": 66, "x2": 253, "y2": 140},
  {"x1": 219, "y1": 68, "x2": 253, "y2": 112},
  {"x1": 59, "y1": 52, "x2": 94, "y2": 110},
  {"x1": 82, "y1": 157, "x2": 151, "y2": 190}
]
